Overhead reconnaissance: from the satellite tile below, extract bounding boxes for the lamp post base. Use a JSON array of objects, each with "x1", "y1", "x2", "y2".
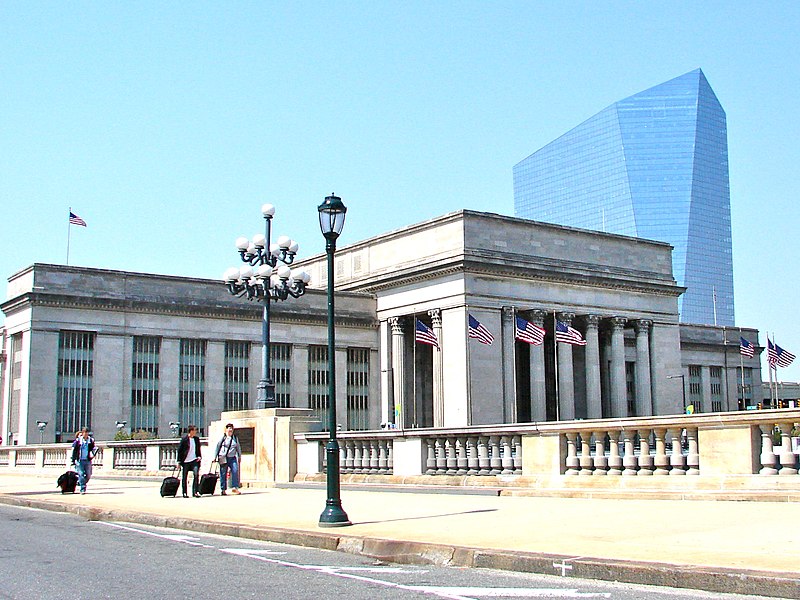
[{"x1": 319, "y1": 502, "x2": 351, "y2": 527}]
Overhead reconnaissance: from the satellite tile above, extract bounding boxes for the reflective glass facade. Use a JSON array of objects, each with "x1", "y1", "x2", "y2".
[{"x1": 513, "y1": 69, "x2": 734, "y2": 325}]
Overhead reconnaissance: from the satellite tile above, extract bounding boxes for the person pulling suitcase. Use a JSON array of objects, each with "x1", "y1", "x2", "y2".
[
  {"x1": 213, "y1": 423, "x2": 241, "y2": 495},
  {"x1": 177, "y1": 425, "x2": 202, "y2": 498}
]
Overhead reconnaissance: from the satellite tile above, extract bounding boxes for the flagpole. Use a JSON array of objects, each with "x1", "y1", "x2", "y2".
[
  {"x1": 66, "y1": 206, "x2": 72, "y2": 265},
  {"x1": 722, "y1": 325, "x2": 730, "y2": 409},
  {"x1": 553, "y1": 309, "x2": 560, "y2": 421},
  {"x1": 412, "y1": 313, "x2": 417, "y2": 429},
  {"x1": 768, "y1": 333, "x2": 775, "y2": 406},
  {"x1": 712, "y1": 287, "x2": 718, "y2": 327}
]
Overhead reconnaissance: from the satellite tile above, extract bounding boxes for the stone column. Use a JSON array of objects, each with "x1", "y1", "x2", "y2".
[
  {"x1": 556, "y1": 312, "x2": 576, "y2": 421},
  {"x1": 634, "y1": 320, "x2": 653, "y2": 417},
  {"x1": 584, "y1": 315, "x2": 602, "y2": 420},
  {"x1": 501, "y1": 306, "x2": 516, "y2": 423},
  {"x1": 609, "y1": 317, "x2": 628, "y2": 417},
  {"x1": 529, "y1": 310, "x2": 547, "y2": 422},
  {"x1": 388, "y1": 317, "x2": 406, "y2": 429},
  {"x1": 428, "y1": 309, "x2": 445, "y2": 428}
]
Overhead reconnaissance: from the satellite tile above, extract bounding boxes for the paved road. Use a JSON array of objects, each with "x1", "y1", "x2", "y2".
[{"x1": 0, "y1": 504, "x2": 789, "y2": 600}]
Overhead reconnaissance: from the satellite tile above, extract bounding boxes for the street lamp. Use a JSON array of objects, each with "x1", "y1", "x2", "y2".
[
  {"x1": 169, "y1": 421, "x2": 181, "y2": 437},
  {"x1": 317, "y1": 194, "x2": 351, "y2": 528},
  {"x1": 668, "y1": 374, "x2": 687, "y2": 411},
  {"x1": 36, "y1": 421, "x2": 47, "y2": 444},
  {"x1": 224, "y1": 204, "x2": 311, "y2": 409},
  {"x1": 115, "y1": 420, "x2": 127, "y2": 431}
]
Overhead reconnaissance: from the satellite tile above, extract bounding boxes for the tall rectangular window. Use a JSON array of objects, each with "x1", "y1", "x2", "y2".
[
  {"x1": 56, "y1": 331, "x2": 95, "y2": 442},
  {"x1": 224, "y1": 341, "x2": 249, "y2": 411},
  {"x1": 688, "y1": 365, "x2": 702, "y2": 412},
  {"x1": 9, "y1": 333, "x2": 23, "y2": 442},
  {"x1": 347, "y1": 348, "x2": 370, "y2": 430},
  {"x1": 308, "y1": 345, "x2": 329, "y2": 430},
  {"x1": 272, "y1": 343, "x2": 292, "y2": 408},
  {"x1": 737, "y1": 367, "x2": 753, "y2": 407},
  {"x1": 625, "y1": 362, "x2": 636, "y2": 416},
  {"x1": 131, "y1": 336, "x2": 160, "y2": 434},
  {"x1": 180, "y1": 339, "x2": 206, "y2": 435},
  {"x1": 709, "y1": 366, "x2": 723, "y2": 412}
]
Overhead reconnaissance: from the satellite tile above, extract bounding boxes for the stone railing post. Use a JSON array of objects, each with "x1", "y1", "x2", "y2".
[
  {"x1": 759, "y1": 424, "x2": 778, "y2": 475},
  {"x1": 778, "y1": 423, "x2": 798, "y2": 476}
]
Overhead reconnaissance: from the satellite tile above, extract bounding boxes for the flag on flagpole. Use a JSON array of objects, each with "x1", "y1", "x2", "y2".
[
  {"x1": 767, "y1": 339, "x2": 795, "y2": 368},
  {"x1": 468, "y1": 315, "x2": 494, "y2": 345},
  {"x1": 739, "y1": 337, "x2": 755, "y2": 358},
  {"x1": 415, "y1": 319, "x2": 439, "y2": 350},
  {"x1": 515, "y1": 316, "x2": 545, "y2": 346},
  {"x1": 555, "y1": 320, "x2": 587, "y2": 346},
  {"x1": 69, "y1": 211, "x2": 87, "y2": 227}
]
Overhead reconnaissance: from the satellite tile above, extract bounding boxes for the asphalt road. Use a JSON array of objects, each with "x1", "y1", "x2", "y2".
[{"x1": 0, "y1": 504, "x2": 788, "y2": 600}]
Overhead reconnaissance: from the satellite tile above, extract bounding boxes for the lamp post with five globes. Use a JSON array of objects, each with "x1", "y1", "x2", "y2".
[{"x1": 224, "y1": 204, "x2": 310, "y2": 409}]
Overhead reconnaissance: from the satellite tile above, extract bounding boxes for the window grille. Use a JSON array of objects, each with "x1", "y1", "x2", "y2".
[
  {"x1": 271, "y1": 343, "x2": 292, "y2": 408},
  {"x1": 347, "y1": 348, "x2": 370, "y2": 430},
  {"x1": 709, "y1": 366, "x2": 723, "y2": 412},
  {"x1": 688, "y1": 365, "x2": 702, "y2": 412},
  {"x1": 131, "y1": 336, "x2": 160, "y2": 434},
  {"x1": 56, "y1": 331, "x2": 95, "y2": 442},
  {"x1": 179, "y1": 339, "x2": 206, "y2": 435},
  {"x1": 224, "y1": 341, "x2": 250, "y2": 411},
  {"x1": 308, "y1": 345, "x2": 329, "y2": 429}
]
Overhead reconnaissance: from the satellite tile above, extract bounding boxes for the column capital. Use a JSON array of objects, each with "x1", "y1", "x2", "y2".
[
  {"x1": 388, "y1": 317, "x2": 404, "y2": 335},
  {"x1": 529, "y1": 309, "x2": 547, "y2": 326},
  {"x1": 557, "y1": 311, "x2": 576, "y2": 325},
  {"x1": 428, "y1": 309, "x2": 442, "y2": 328},
  {"x1": 584, "y1": 314, "x2": 601, "y2": 329},
  {"x1": 610, "y1": 316, "x2": 627, "y2": 330},
  {"x1": 634, "y1": 319, "x2": 652, "y2": 334},
  {"x1": 502, "y1": 306, "x2": 515, "y2": 319}
]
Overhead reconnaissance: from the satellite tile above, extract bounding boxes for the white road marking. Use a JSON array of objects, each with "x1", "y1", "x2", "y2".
[
  {"x1": 98, "y1": 522, "x2": 611, "y2": 600},
  {"x1": 405, "y1": 588, "x2": 610, "y2": 598}
]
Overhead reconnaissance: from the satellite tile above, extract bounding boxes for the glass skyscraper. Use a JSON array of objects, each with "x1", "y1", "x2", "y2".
[{"x1": 513, "y1": 69, "x2": 734, "y2": 326}]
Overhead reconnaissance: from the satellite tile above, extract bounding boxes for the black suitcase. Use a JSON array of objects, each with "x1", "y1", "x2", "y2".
[
  {"x1": 160, "y1": 467, "x2": 180, "y2": 498},
  {"x1": 57, "y1": 470, "x2": 78, "y2": 494},
  {"x1": 198, "y1": 467, "x2": 218, "y2": 496}
]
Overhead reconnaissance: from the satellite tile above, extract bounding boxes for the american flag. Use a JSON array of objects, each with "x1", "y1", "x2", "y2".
[
  {"x1": 767, "y1": 339, "x2": 795, "y2": 369},
  {"x1": 515, "y1": 316, "x2": 545, "y2": 346},
  {"x1": 415, "y1": 319, "x2": 439, "y2": 350},
  {"x1": 69, "y1": 211, "x2": 87, "y2": 227},
  {"x1": 555, "y1": 320, "x2": 587, "y2": 346},
  {"x1": 739, "y1": 337, "x2": 755, "y2": 358},
  {"x1": 468, "y1": 315, "x2": 494, "y2": 345}
]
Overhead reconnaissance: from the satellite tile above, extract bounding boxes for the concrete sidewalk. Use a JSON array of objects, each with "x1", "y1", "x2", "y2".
[{"x1": 1, "y1": 473, "x2": 798, "y2": 598}]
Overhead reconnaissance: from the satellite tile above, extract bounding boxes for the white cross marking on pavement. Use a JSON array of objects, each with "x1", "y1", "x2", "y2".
[{"x1": 553, "y1": 561, "x2": 573, "y2": 576}]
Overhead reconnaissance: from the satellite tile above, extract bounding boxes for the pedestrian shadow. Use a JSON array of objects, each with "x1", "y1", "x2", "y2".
[{"x1": 353, "y1": 507, "x2": 497, "y2": 525}]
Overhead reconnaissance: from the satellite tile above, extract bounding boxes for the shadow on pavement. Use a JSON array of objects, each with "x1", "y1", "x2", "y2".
[{"x1": 354, "y1": 507, "x2": 497, "y2": 526}]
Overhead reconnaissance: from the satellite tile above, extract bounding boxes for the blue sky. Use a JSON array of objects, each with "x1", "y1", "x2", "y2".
[{"x1": 2, "y1": 2, "x2": 799, "y2": 382}]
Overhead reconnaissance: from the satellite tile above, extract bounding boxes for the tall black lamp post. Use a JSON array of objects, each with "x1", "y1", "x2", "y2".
[
  {"x1": 317, "y1": 194, "x2": 351, "y2": 528},
  {"x1": 224, "y1": 204, "x2": 310, "y2": 409}
]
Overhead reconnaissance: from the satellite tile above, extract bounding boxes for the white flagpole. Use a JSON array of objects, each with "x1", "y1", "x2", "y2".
[
  {"x1": 722, "y1": 325, "x2": 729, "y2": 409},
  {"x1": 712, "y1": 287, "x2": 718, "y2": 327},
  {"x1": 66, "y1": 206, "x2": 72, "y2": 265},
  {"x1": 465, "y1": 307, "x2": 472, "y2": 426},
  {"x1": 768, "y1": 333, "x2": 775, "y2": 406}
]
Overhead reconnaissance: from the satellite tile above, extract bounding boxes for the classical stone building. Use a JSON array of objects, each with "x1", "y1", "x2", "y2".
[{"x1": 1, "y1": 210, "x2": 763, "y2": 443}]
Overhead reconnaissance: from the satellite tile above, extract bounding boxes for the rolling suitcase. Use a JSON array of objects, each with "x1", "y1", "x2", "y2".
[
  {"x1": 57, "y1": 470, "x2": 78, "y2": 494},
  {"x1": 160, "y1": 466, "x2": 180, "y2": 498},
  {"x1": 198, "y1": 465, "x2": 218, "y2": 496}
]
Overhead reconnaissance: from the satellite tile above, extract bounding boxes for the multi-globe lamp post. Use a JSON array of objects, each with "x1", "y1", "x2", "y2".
[
  {"x1": 317, "y1": 194, "x2": 351, "y2": 527},
  {"x1": 224, "y1": 204, "x2": 311, "y2": 409}
]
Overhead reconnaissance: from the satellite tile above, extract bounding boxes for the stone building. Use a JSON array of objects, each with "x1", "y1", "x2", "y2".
[{"x1": 0, "y1": 210, "x2": 763, "y2": 443}]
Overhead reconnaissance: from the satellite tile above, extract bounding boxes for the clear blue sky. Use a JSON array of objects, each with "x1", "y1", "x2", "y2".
[{"x1": 2, "y1": 2, "x2": 799, "y2": 382}]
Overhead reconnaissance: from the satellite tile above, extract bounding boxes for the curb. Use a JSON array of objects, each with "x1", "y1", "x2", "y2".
[{"x1": 1, "y1": 494, "x2": 797, "y2": 598}]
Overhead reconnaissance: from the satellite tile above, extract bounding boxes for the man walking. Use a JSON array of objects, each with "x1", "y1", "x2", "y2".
[
  {"x1": 71, "y1": 428, "x2": 96, "y2": 494},
  {"x1": 177, "y1": 425, "x2": 202, "y2": 498}
]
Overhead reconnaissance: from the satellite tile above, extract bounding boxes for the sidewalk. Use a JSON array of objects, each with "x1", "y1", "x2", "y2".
[{"x1": 1, "y1": 473, "x2": 798, "y2": 598}]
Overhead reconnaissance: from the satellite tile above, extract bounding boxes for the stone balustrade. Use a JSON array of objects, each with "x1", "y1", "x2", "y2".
[{"x1": 1, "y1": 410, "x2": 799, "y2": 494}]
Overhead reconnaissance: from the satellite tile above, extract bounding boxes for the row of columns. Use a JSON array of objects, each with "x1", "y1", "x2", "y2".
[
  {"x1": 387, "y1": 308, "x2": 655, "y2": 427},
  {"x1": 509, "y1": 309, "x2": 653, "y2": 422}
]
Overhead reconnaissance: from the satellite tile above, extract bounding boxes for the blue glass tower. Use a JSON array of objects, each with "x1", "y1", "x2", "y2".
[{"x1": 513, "y1": 69, "x2": 734, "y2": 326}]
